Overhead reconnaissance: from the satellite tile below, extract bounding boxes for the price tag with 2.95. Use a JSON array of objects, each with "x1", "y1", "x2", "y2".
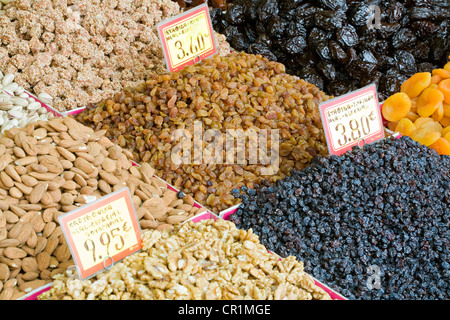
[
  {"x1": 58, "y1": 187, "x2": 142, "y2": 280},
  {"x1": 319, "y1": 84, "x2": 385, "y2": 156},
  {"x1": 157, "y1": 3, "x2": 217, "y2": 72}
]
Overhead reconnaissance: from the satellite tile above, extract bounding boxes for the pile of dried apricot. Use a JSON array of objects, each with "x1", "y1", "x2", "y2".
[{"x1": 382, "y1": 57, "x2": 450, "y2": 156}]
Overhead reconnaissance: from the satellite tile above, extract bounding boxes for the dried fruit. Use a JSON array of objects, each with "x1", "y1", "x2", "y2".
[
  {"x1": 382, "y1": 92, "x2": 411, "y2": 122},
  {"x1": 417, "y1": 87, "x2": 445, "y2": 118},
  {"x1": 410, "y1": 127, "x2": 441, "y2": 146},
  {"x1": 429, "y1": 137, "x2": 450, "y2": 155},
  {"x1": 400, "y1": 72, "x2": 432, "y2": 99},
  {"x1": 394, "y1": 118, "x2": 416, "y2": 137}
]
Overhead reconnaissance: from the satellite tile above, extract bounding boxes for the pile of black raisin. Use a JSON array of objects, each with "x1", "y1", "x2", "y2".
[
  {"x1": 229, "y1": 136, "x2": 450, "y2": 300},
  {"x1": 211, "y1": 0, "x2": 450, "y2": 101}
]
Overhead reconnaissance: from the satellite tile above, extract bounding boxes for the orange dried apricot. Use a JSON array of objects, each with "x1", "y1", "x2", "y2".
[
  {"x1": 445, "y1": 132, "x2": 450, "y2": 143},
  {"x1": 417, "y1": 87, "x2": 444, "y2": 118},
  {"x1": 394, "y1": 118, "x2": 416, "y2": 137},
  {"x1": 400, "y1": 72, "x2": 431, "y2": 99},
  {"x1": 438, "y1": 79, "x2": 450, "y2": 104},
  {"x1": 432, "y1": 68, "x2": 450, "y2": 79},
  {"x1": 410, "y1": 97, "x2": 418, "y2": 113},
  {"x1": 441, "y1": 126, "x2": 450, "y2": 137},
  {"x1": 445, "y1": 61, "x2": 450, "y2": 72},
  {"x1": 405, "y1": 111, "x2": 420, "y2": 122},
  {"x1": 414, "y1": 117, "x2": 433, "y2": 129},
  {"x1": 421, "y1": 121, "x2": 443, "y2": 133},
  {"x1": 431, "y1": 75, "x2": 443, "y2": 84},
  {"x1": 432, "y1": 103, "x2": 444, "y2": 122},
  {"x1": 444, "y1": 103, "x2": 450, "y2": 117},
  {"x1": 429, "y1": 138, "x2": 450, "y2": 156},
  {"x1": 410, "y1": 127, "x2": 441, "y2": 146},
  {"x1": 440, "y1": 116, "x2": 450, "y2": 127},
  {"x1": 382, "y1": 92, "x2": 411, "y2": 122}
]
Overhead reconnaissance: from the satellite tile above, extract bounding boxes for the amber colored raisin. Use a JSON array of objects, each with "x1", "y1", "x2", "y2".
[
  {"x1": 429, "y1": 138, "x2": 450, "y2": 156},
  {"x1": 410, "y1": 127, "x2": 441, "y2": 147},
  {"x1": 417, "y1": 87, "x2": 444, "y2": 118},
  {"x1": 395, "y1": 118, "x2": 416, "y2": 137},
  {"x1": 400, "y1": 72, "x2": 431, "y2": 99},
  {"x1": 382, "y1": 92, "x2": 411, "y2": 122}
]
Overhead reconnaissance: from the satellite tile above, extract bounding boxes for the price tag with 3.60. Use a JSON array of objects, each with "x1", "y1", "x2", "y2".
[
  {"x1": 320, "y1": 84, "x2": 385, "y2": 156},
  {"x1": 157, "y1": 3, "x2": 217, "y2": 72},
  {"x1": 58, "y1": 187, "x2": 141, "y2": 280}
]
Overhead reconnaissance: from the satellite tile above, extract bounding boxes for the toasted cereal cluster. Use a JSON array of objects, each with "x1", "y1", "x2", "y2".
[
  {"x1": 0, "y1": 0, "x2": 231, "y2": 111},
  {"x1": 38, "y1": 219, "x2": 331, "y2": 300}
]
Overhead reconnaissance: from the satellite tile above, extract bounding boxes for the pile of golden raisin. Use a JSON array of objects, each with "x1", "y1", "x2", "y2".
[{"x1": 382, "y1": 58, "x2": 450, "y2": 155}]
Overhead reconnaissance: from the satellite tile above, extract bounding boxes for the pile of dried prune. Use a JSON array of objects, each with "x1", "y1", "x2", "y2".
[
  {"x1": 229, "y1": 136, "x2": 450, "y2": 300},
  {"x1": 211, "y1": 0, "x2": 450, "y2": 101}
]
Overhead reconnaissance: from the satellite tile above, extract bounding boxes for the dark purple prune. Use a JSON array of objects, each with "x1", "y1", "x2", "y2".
[
  {"x1": 314, "y1": 10, "x2": 345, "y2": 31},
  {"x1": 315, "y1": 41, "x2": 332, "y2": 61},
  {"x1": 298, "y1": 67, "x2": 324, "y2": 90},
  {"x1": 279, "y1": 0, "x2": 304, "y2": 12},
  {"x1": 416, "y1": 62, "x2": 438, "y2": 73},
  {"x1": 360, "y1": 71, "x2": 382, "y2": 88},
  {"x1": 295, "y1": 4, "x2": 319, "y2": 28},
  {"x1": 222, "y1": 25, "x2": 240, "y2": 40},
  {"x1": 382, "y1": 1, "x2": 405, "y2": 23},
  {"x1": 394, "y1": 50, "x2": 417, "y2": 75},
  {"x1": 411, "y1": 21, "x2": 440, "y2": 38},
  {"x1": 336, "y1": 24, "x2": 359, "y2": 48},
  {"x1": 377, "y1": 22, "x2": 402, "y2": 39},
  {"x1": 391, "y1": 28, "x2": 417, "y2": 49},
  {"x1": 308, "y1": 27, "x2": 331, "y2": 48},
  {"x1": 328, "y1": 40, "x2": 348, "y2": 64},
  {"x1": 225, "y1": 4, "x2": 246, "y2": 25},
  {"x1": 267, "y1": 17, "x2": 287, "y2": 38},
  {"x1": 295, "y1": 52, "x2": 317, "y2": 68},
  {"x1": 347, "y1": 60, "x2": 378, "y2": 79},
  {"x1": 377, "y1": 55, "x2": 397, "y2": 71},
  {"x1": 257, "y1": 0, "x2": 279, "y2": 22},
  {"x1": 349, "y1": 1, "x2": 381, "y2": 27},
  {"x1": 247, "y1": 42, "x2": 278, "y2": 61},
  {"x1": 327, "y1": 80, "x2": 359, "y2": 96},
  {"x1": 244, "y1": 26, "x2": 258, "y2": 43},
  {"x1": 231, "y1": 34, "x2": 250, "y2": 51},
  {"x1": 407, "y1": 41, "x2": 430, "y2": 60},
  {"x1": 429, "y1": 36, "x2": 450, "y2": 65},
  {"x1": 283, "y1": 35, "x2": 307, "y2": 55},
  {"x1": 408, "y1": 7, "x2": 437, "y2": 20},
  {"x1": 317, "y1": 60, "x2": 337, "y2": 82},
  {"x1": 360, "y1": 50, "x2": 378, "y2": 65},
  {"x1": 286, "y1": 20, "x2": 307, "y2": 38},
  {"x1": 317, "y1": 0, "x2": 348, "y2": 12}
]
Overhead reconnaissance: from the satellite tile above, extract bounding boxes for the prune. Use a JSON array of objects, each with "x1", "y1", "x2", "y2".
[
  {"x1": 347, "y1": 60, "x2": 378, "y2": 79},
  {"x1": 231, "y1": 33, "x2": 250, "y2": 51},
  {"x1": 315, "y1": 10, "x2": 345, "y2": 31},
  {"x1": 247, "y1": 42, "x2": 278, "y2": 61},
  {"x1": 212, "y1": 0, "x2": 450, "y2": 102},
  {"x1": 225, "y1": 3, "x2": 246, "y2": 25},
  {"x1": 298, "y1": 67, "x2": 324, "y2": 90},
  {"x1": 394, "y1": 50, "x2": 418, "y2": 75},
  {"x1": 336, "y1": 24, "x2": 359, "y2": 48},
  {"x1": 391, "y1": 28, "x2": 417, "y2": 49},
  {"x1": 283, "y1": 35, "x2": 307, "y2": 55},
  {"x1": 317, "y1": 0, "x2": 348, "y2": 12},
  {"x1": 317, "y1": 60, "x2": 337, "y2": 82}
]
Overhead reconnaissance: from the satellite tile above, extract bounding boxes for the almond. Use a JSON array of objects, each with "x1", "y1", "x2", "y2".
[
  {"x1": 36, "y1": 252, "x2": 50, "y2": 271},
  {"x1": 3, "y1": 247, "x2": 27, "y2": 259}
]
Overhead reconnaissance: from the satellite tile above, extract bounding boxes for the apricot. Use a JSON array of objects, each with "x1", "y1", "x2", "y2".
[
  {"x1": 432, "y1": 103, "x2": 444, "y2": 122},
  {"x1": 400, "y1": 72, "x2": 431, "y2": 99},
  {"x1": 443, "y1": 103, "x2": 450, "y2": 117},
  {"x1": 440, "y1": 116, "x2": 450, "y2": 127},
  {"x1": 431, "y1": 75, "x2": 443, "y2": 84},
  {"x1": 429, "y1": 138, "x2": 450, "y2": 156},
  {"x1": 445, "y1": 61, "x2": 450, "y2": 72},
  {"x1": 395, "y1": 118, "x2": 416, "y2": 137},
  {"x1": 417, "y1": 87, "x2": 444, "y2": 118},
  {"x1": 441, "y1": 126, "x2": 450, "y2": 137},
  {"x1": 410, "y1": 127, "x2": 441, "y2": 146},
  {"x1": 405, "y1": 111, "x2": 420, "y2": 122},
  {"x1": 382, "y1": 92, "x2": 411, "y2": 122},
  {"x1": 445, "y1": 132, "x2": 450, "y2": 143},
  {"x1": 432, "y1": 68, "x2": 450, "y2": 79},
  {"x1": 414, "y1": 117, "x2": 433, "y2": 129},
  {"x1": 438, "y1": 79, "x2": 450, "y2": 104},
  {"x1": 421, "y1": 121, "x2": 443, "y2": 133}
]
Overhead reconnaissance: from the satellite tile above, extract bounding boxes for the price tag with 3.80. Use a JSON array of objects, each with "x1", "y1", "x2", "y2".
[{"x1": 319, "y1": 84, "x2": 385, "y2": 156}]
